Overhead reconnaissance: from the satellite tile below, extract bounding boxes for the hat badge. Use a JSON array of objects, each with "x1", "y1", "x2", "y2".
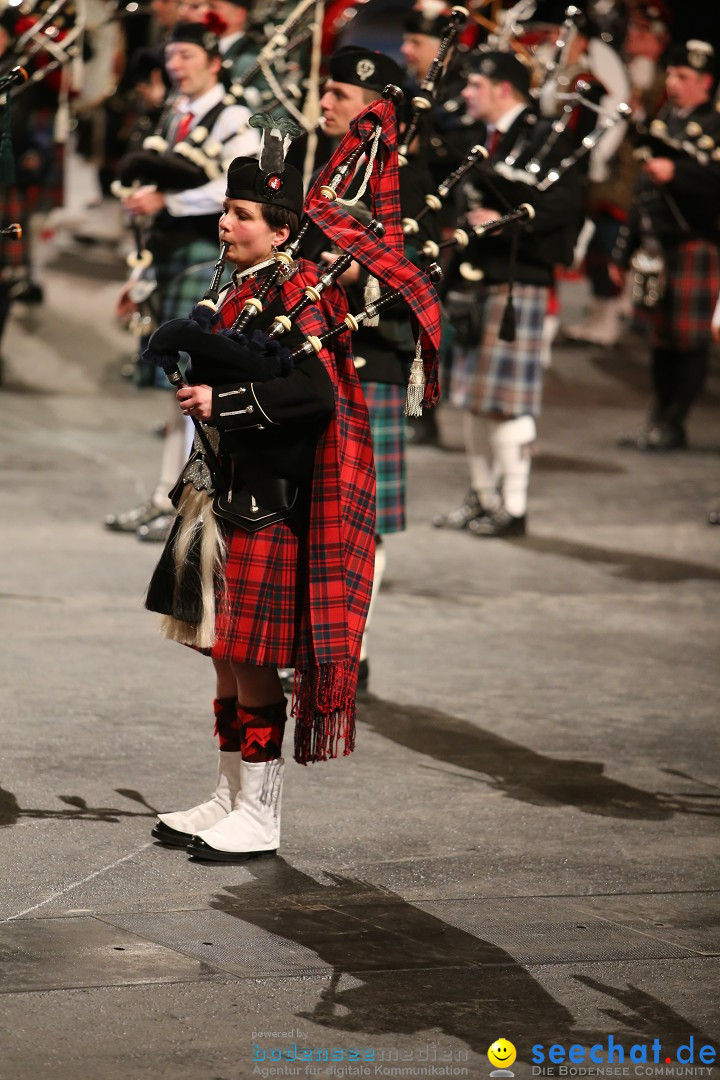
[
  {"x1": 686, "y1": 39, "x2": 713, "y2": 70},
  {"x1": 356, "y1": 58, "x2": 376, "y2": 82},
  {"x1": 480, "y1": 58, "x2": 496, "y2": 75},
  {"x1": 263, "y1": 173, "x2": 284, "y2": 198}
]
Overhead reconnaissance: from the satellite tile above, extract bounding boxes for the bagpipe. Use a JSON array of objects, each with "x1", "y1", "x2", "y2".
[
  {"x1": 0, "y1": 0, "x2": 123, "y2": 120},
  {"x1": 146, "y1": 86, "x2": 442, "y2": 418},
  {"x1": 490, "y1": 97, "x2": 632, "y2": 194},
  {"x1": 397, "y1": 6, "x2": 470, "y2": 166},
  {"x1": 631, "y1": 112, "x2": 719, "y2": 167},
  {"x1": 112, "y1": 0, "x2": 321, "y2": 200}
]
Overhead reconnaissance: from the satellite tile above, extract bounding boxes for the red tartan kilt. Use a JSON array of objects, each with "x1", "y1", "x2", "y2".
[
  {"x1": 647, "y1": 240, "x2": 720, "y2": 351},
  {"x1": 211, "y1": 520, "x2": 308, "y2": 668}
]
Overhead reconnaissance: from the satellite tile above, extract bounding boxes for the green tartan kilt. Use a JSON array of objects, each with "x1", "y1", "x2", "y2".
[{"x1": 155, "y1": 239, "x2": 221, "y2": 324}]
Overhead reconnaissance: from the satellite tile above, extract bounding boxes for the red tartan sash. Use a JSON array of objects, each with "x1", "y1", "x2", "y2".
[
  {"x1": 305, "y1": 97, "x2": 442, "y2": 406},
  {"x1": 216, "y1": 262, "x2": 376, "y2": 763}
]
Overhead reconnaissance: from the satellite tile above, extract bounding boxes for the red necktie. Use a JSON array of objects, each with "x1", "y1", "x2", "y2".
[
  {"x1": 486, "y1": 128, "x2": 500, "y2": 156},
  {"x1": 174, "y1": 111, "x2": 193, "y2": 145}
]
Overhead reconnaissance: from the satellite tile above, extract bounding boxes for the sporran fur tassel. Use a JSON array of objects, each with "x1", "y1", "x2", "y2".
[
  {"x1": 405, "y1": 338, "x2": 425, "y2": 417},
  {"x1": 157, "y1": 485, "x2": 226, "y2": 648}
]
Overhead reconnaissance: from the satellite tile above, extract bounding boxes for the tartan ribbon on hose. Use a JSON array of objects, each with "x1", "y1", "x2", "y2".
[{"x1": 304, "y1": 96, "x2": 442, "y2": 407}]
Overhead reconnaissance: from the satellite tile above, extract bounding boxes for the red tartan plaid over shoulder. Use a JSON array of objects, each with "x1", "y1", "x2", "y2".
[
  {"x1": 305, "y1": 97, "x2": 442, "y2": 407},
  {"x1": 216, "y1": 260, "x2": 376, "y2": 764}
]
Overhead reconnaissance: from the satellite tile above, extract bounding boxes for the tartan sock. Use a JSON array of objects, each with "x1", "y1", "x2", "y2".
[
  {"x1": 213, "y1": 696, "x2": 242, "y2": 752},
  {"x1": 239, "y1": 700, "x2": 287, "y2": 762}
]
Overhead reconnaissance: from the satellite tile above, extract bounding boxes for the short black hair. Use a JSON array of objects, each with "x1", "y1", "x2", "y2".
[{"x1": 261, "y1": 203, "x2": 301, "y2": 240}]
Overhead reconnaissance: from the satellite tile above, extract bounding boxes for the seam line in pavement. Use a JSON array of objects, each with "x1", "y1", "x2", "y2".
[{"x1": 1, "y1": 843, "x2": 154, "y2": 924}]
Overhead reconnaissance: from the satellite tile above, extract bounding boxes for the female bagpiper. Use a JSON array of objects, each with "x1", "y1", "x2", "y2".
[{"x1": 145, "y1": 149, "x2": 376, "y2": 862}]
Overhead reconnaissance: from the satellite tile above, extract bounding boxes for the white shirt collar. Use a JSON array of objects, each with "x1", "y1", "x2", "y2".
[
  {"x1": 176, "y1": 82, "x2": 225, "y2": 119},
  {"x1": 494, "y1": 103, "x2": 528, "y2": 134},
  {"x1": 220, "y1": 31, "x2": 245, "y2": 54}
]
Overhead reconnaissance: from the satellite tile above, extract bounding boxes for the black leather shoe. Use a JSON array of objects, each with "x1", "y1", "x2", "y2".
[
  {"x1": 187, "y1": 837, "x2": 277, "y2": 862},
  {"x1": 432, "y1": 489, "x2": 485, "y2": 529},
  {"x1": 151, "y1": 820, "x2": 193, "y2": 847},
  {"x1": 617, "y1": 423, "x2": 686, "y2": 451},
  {"x1": 9, "y1": 280, "x2": 44, "y2": 304},
  {"x1": 468, "y1": 507, "x2": 526, "y2": 538}
]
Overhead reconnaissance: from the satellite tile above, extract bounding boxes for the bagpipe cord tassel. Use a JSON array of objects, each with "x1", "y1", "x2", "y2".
[
  {"x1": 405, "y1": 338, "x2": 426, "y2": 418},
  {"x1": 157, "y1": 485, "x2": 226, "y2": 649},
  {"x1": 336, "y1": 125, "x2": 382, "y2": 207}
]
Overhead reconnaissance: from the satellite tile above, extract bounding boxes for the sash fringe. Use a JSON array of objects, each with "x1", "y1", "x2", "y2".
[{"x1": 292, "y1": 658, "x2": 358, "y2": 765}]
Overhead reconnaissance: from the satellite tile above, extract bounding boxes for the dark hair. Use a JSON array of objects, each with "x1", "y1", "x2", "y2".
[{"x1": 260, "y1": 203, "x2": 301, "y2": 240}]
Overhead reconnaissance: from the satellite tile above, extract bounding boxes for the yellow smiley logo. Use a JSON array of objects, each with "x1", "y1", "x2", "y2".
[{"x1": 488, "y1": 1039, "x2": 517, "y2": 1069}]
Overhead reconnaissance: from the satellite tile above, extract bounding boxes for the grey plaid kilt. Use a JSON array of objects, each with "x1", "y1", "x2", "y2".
[
  {"x1": 449, "y1": 283, "x2": 548, "y2": 417},
  {"x1": 361, "y1": 381, "x2": 406, "y2": 536}
]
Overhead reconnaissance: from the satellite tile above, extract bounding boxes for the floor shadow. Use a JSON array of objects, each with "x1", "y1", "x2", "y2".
[
  {"x1": 0, "y1": 785, "x2": 159, "y2": 827},
  {"x1": 513, "y1": 536, "x2": 720, "y2": 583},
  {"x1": 534, "y1": 453, "x2": 626, "y2": 474},
  {"x1": 357, "y1": 699, "x2": 720, "y2": 820},
  {"x1": 210, "y1": 861, "x2": 711, "y2": 1051},
  {"x1": 210, "y1": 859, "x2": 577, "y2": 1053},
  {"x1": 573, "y1": 974, "x2": 716, "y2": 1046}
]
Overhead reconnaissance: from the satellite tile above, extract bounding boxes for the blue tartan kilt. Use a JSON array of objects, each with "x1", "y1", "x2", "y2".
[
  {"x1": 361, "y1": 381, "x2": 406, "y2": 536},
  {"x1": 449, "y1": 283, "x2": 548, "y2": 417}
]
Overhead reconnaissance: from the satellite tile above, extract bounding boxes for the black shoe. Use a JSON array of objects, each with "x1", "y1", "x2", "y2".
[
  {"x1": 9, "y1": 280, "x2": 44, "y2": 304},
  {"x1": 617, "y1": 423, "x2": 686, "y2": 451},
  {"x1": 432, "y1": 489, "x2": 485, "y2": 529},
  {"x1": 467, "y1": 507, "x2": 526, "y2": 538},
  {"x1": 187, "y1": 837, "x2": 277, "y2": 862},
  {"x1": 708, "y1": 509, "x2": 720, "y2": 526},
  {"x1": 151, "y1": 820, "x2": 193, "y2": 847}
]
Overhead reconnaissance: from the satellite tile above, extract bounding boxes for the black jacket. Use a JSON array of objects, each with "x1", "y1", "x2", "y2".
[{"x1": 446, "y1": 108, "x2": 586, "y2": 289}]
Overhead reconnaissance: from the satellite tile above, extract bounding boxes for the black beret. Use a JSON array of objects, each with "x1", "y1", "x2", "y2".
[
  {"x1": 667, "y1": 39, "x2": 716, "y2": 76},
  {"x1": 328, "y1": 47, "x2": 404, "y2": 94},
  {"x1": 127, "y1": 45, "x2": 168, "y2": 86},
  {"x1": 469, "y1": 51, "x2": 532, "y2": 99},
  {"x1": 225, "y1": 157, "x2": 304, "y2": 216},
  {"x1": 404, "y1": 8, "x2": 449, "y2": 38},
  {"x1": 166, "y1": 21, "x2": 220, "y2": 54}
]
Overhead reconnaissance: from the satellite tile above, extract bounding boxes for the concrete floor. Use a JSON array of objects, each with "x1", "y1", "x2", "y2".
[{"x1": 0, "y1": 251, "x2": 719, "y2": 1079}]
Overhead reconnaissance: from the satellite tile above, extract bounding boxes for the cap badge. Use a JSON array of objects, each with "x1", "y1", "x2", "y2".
[
  {"x1": 356, "y1": 58, "x2": 376, "y2": 82},
  {"x1": 686, "y1": 39, "x2": 713, "y2": 70},
  {"x1": 263, "y1": 173, "x2": 284, "y2": 198}
]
